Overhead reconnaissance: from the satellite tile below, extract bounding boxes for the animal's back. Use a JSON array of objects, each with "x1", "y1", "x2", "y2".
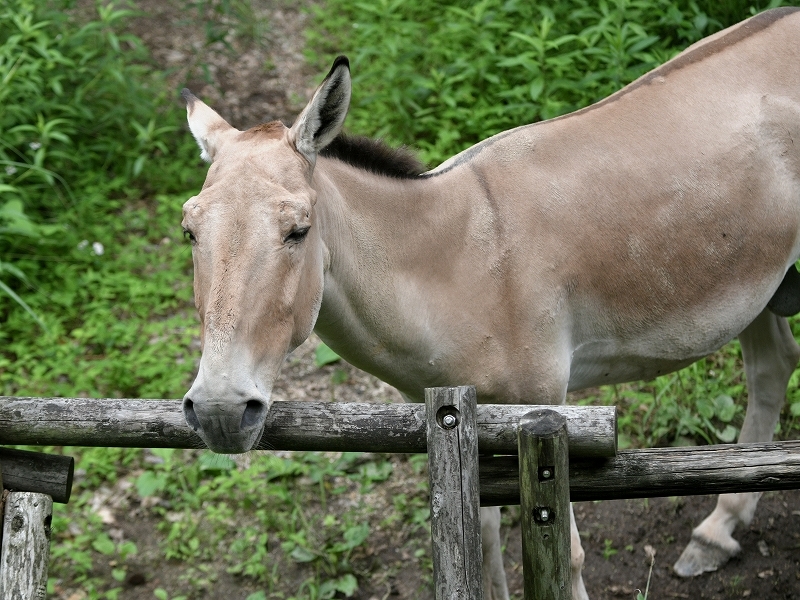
[{"x1": 428, "y1": 7, "x2": 800, "y2": 390}]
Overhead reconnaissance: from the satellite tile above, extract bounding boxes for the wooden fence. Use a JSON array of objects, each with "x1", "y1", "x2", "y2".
[{"x1": 1, "y1": 391, "x2": 800, "y2": 599}]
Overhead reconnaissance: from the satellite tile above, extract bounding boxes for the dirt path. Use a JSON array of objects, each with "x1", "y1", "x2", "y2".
[
  {"x1": 129, "y1": 0, "x2": 315, "y2": 127},
  {"x1": 118, "y1": 2, "x2": 800, "y2": 599}
]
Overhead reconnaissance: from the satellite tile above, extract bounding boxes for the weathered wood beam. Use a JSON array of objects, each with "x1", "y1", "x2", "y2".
[
  {"x1": 0, "y1": 449, "x2": 73, "y2": 504},
  {"x1": 479, "y1": 440, "x2": 800, "y2": 505},
  {"x1": 426, "y1": 386, "x2": 483, "y2": 600},
  {"x1": 0, "y1": 397, "x2": 617, "y2": 458},
  {"x1": 518, "y1": 410, "x2": 571, "y2": 599}
]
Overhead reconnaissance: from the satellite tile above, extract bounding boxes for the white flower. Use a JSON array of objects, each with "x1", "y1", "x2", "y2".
[
  {"x1": 92, "y1": 242, "x2": 104, "y2": 256},
  {"x1": 4, "y1": 166, "x2": 17, "y2": 176},
  {"x1": 29, "y1": 142, "x2": 42, "y2": 150},
  {"x1": 77, "y1": 240, "x2": 89, "y2": 250}
]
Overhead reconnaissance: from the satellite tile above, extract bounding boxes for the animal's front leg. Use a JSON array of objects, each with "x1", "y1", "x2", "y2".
[
  {"x1": 481, "y1": 506, "x2": 590, "y2": 600},
  {"x1": 481, "y1": 506, "x2": 509, "y2": 600},
  {"x1": 674, "y1": 310, "x2": 800, "y2": 576},
  {"x1": 570, "y1": 503, "x2": 589, "y2": 600},
  {"x1": 480, "y1": 338, "x2": 575, "y2": 598}
]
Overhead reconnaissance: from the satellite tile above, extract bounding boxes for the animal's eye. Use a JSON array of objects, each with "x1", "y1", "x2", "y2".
[
  {"x1": 183, "y1": 228, "x2": 197, "y2": 244},
  {"x1": 283, "y1": 226, "x2": 310, "y2": 245}
]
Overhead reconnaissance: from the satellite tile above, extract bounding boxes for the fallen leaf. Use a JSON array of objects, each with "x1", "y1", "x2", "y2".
[{"x1": 758, "y1": 569, "x2": 774, "y2": 579}]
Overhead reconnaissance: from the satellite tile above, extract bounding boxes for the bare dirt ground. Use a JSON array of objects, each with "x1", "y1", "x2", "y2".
[{"x1": 98, "y1": 2, "x2": 800, "y2": 598}]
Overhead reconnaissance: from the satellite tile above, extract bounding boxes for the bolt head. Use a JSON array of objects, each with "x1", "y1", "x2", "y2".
[
  {"x1": 542, "y1": 469, "x2": 552, "y2": 479},
  {"x1": 539, "y1": 508, "x2": 550, "y2": 521},
  {"x1": 442, "y1": 414, "x2": 457, "y2": 429}
]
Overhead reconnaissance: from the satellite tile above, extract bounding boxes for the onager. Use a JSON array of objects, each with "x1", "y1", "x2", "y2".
[{"x1": 180, "y1": 8, "x2": 800, "y2": 599}]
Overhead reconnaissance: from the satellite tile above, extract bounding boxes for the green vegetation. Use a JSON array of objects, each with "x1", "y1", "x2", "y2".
[
  {"x1": 0, "y1": 0, "x2": 797, "y2": 598},
  {"x1": 308, "y1": 0, "x2": 788, "y2": 166},
  {"x1": 601, "y1": 538, "x2": 618, "y2": 560},
  {"x1": 0, "y1": 0, "x2": 201, "y2": 399}
]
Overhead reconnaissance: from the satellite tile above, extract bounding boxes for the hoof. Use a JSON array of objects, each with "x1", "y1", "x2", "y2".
[{"x1": 673, "y1": 534, "x2": 741, "y2": 577}]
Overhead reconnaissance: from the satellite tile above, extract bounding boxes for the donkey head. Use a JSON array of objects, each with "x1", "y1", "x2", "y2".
[{"x1": 181, "y1": 57, "x2": 351, "y2": 453}]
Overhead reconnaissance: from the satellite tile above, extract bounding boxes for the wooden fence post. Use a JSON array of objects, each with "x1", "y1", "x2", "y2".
[
  {"x1": 426, "y1": 386, "x2": 483, "y2": 600},
  {"x1": 519, "y1": 409, "x2": 571, "y2": 600},
  {"x1": 0, "y1": 491, "x2": 52, "y2": 600}
]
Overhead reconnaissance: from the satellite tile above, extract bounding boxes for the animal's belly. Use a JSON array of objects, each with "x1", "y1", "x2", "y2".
[
  {"x1": 566, "y1": 316, "x2": 742, "y2": 391},
  {"x1": 567, "y1": 348, "x2": 700, "y2": 390}
]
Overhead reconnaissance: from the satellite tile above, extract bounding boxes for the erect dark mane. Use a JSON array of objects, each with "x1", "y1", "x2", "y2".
[{"x1": 319, "y1": 133, "x2": 427, "y2": 178}]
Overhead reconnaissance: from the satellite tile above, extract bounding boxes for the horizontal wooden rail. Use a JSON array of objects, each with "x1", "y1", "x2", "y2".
[
  {"x1": 3, "y1": 396, "x2": 800, "y2": 504},
  {"x1": 0, "y1": 448, "x2": 73, "y2": 504},
  {"x1": 479, "y1": 440, "x2": 800, "y2": 505},
  {"x1": 0, "y1": 397, "x2": 617, "y2": 458}
]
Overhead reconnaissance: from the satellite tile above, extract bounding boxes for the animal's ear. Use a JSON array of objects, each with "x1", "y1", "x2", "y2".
[
  {"x1": 289, "y1": 56, "x2": 351, "y2": 165},
  {"x1": 182, "y1": 89, "x2": 235, "y2": 163}
]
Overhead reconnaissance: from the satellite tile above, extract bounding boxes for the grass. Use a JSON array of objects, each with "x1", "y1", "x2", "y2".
[
  {"x1": 47, "y1": 445, "x2": 428, "y2": 599},
  {"x1": 1, "y1": 0, "x2": 798, "y2": 598}
]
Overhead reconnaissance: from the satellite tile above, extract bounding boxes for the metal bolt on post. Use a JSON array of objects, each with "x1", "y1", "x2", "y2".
[
  {"x1": 518, "y1": 409, "x2": 572, "y2": 600},
  {"x1": 426, "y1": 387, "x2": 483, "y2": 600}
]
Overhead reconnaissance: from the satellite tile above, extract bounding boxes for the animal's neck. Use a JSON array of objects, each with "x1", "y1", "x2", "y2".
[{"x1": 310, "y1": 157, "x2": 458, "y2": 397}]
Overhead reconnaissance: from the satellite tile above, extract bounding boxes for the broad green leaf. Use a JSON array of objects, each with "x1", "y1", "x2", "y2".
[
  {"x1": 92, "y1": 534, "x2": 115, "y2": 555},
  {"x1": 715, "y1": 425, "x2": 738, "y2": 443},
  {"x1": 315, "y1": 342, "x2": 340, "y2": 367},
  {"x1": 289, "y1": 545, "x2": 317, "y2": 563},
  {"x1": 712, "y1": 395, "x2": 737, "y2": 423},
  {"x1": 118, "y1": 540, "x2": 137, "y2": 559},
  {"x1": 343, "y1": 522, "x2": 370, "y2": 549},
  {"x1": 135, "y1": 471, "x2": 167, "y2": 497},
  {"x1": 696, "y1": 398, "x2": 714, "y2": 420},
  {"x1": 335, "y1": 574, "x2": 358, "y2": 596}
]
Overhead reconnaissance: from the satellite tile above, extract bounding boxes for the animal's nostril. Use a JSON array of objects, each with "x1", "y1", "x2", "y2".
[
  {"x1": 183, "y1": 398, "x2": 202, "y2": 431},
  {"x1": 241, "y1": 399, "x2": 266, "y2": 429}
]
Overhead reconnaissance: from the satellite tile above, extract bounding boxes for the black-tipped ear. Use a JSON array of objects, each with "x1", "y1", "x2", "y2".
[
  {"x1": 289, "y1": 56, "x2": 352, "y2": 165},
  {"x1": 183, "y1": 88, "x2": 236, "y2": 162}
]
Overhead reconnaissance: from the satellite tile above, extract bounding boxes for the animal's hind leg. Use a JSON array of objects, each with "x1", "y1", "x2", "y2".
[{"x1": 674, "y1": 309, "x2": 800, "y2": 577}]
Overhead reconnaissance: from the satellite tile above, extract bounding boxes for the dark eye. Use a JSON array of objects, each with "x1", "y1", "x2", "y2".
[
  {"x1": 283, "y1": 226, "x2": 310, "y2": 245},
  {"x1": 183, "y1": 228, "x2": 196, "y2": 244}
]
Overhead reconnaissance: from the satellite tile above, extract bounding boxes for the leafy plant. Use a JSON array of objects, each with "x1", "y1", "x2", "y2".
[
  {"x1": 154, "y1": 588, "x2": 188, "y2": 600},
  {"x1": 314, "y1": 341, "x2": 341, "y2": 367},
  {"x1": 602, "y1": 538, "x2": 618, "y2": 560}
]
